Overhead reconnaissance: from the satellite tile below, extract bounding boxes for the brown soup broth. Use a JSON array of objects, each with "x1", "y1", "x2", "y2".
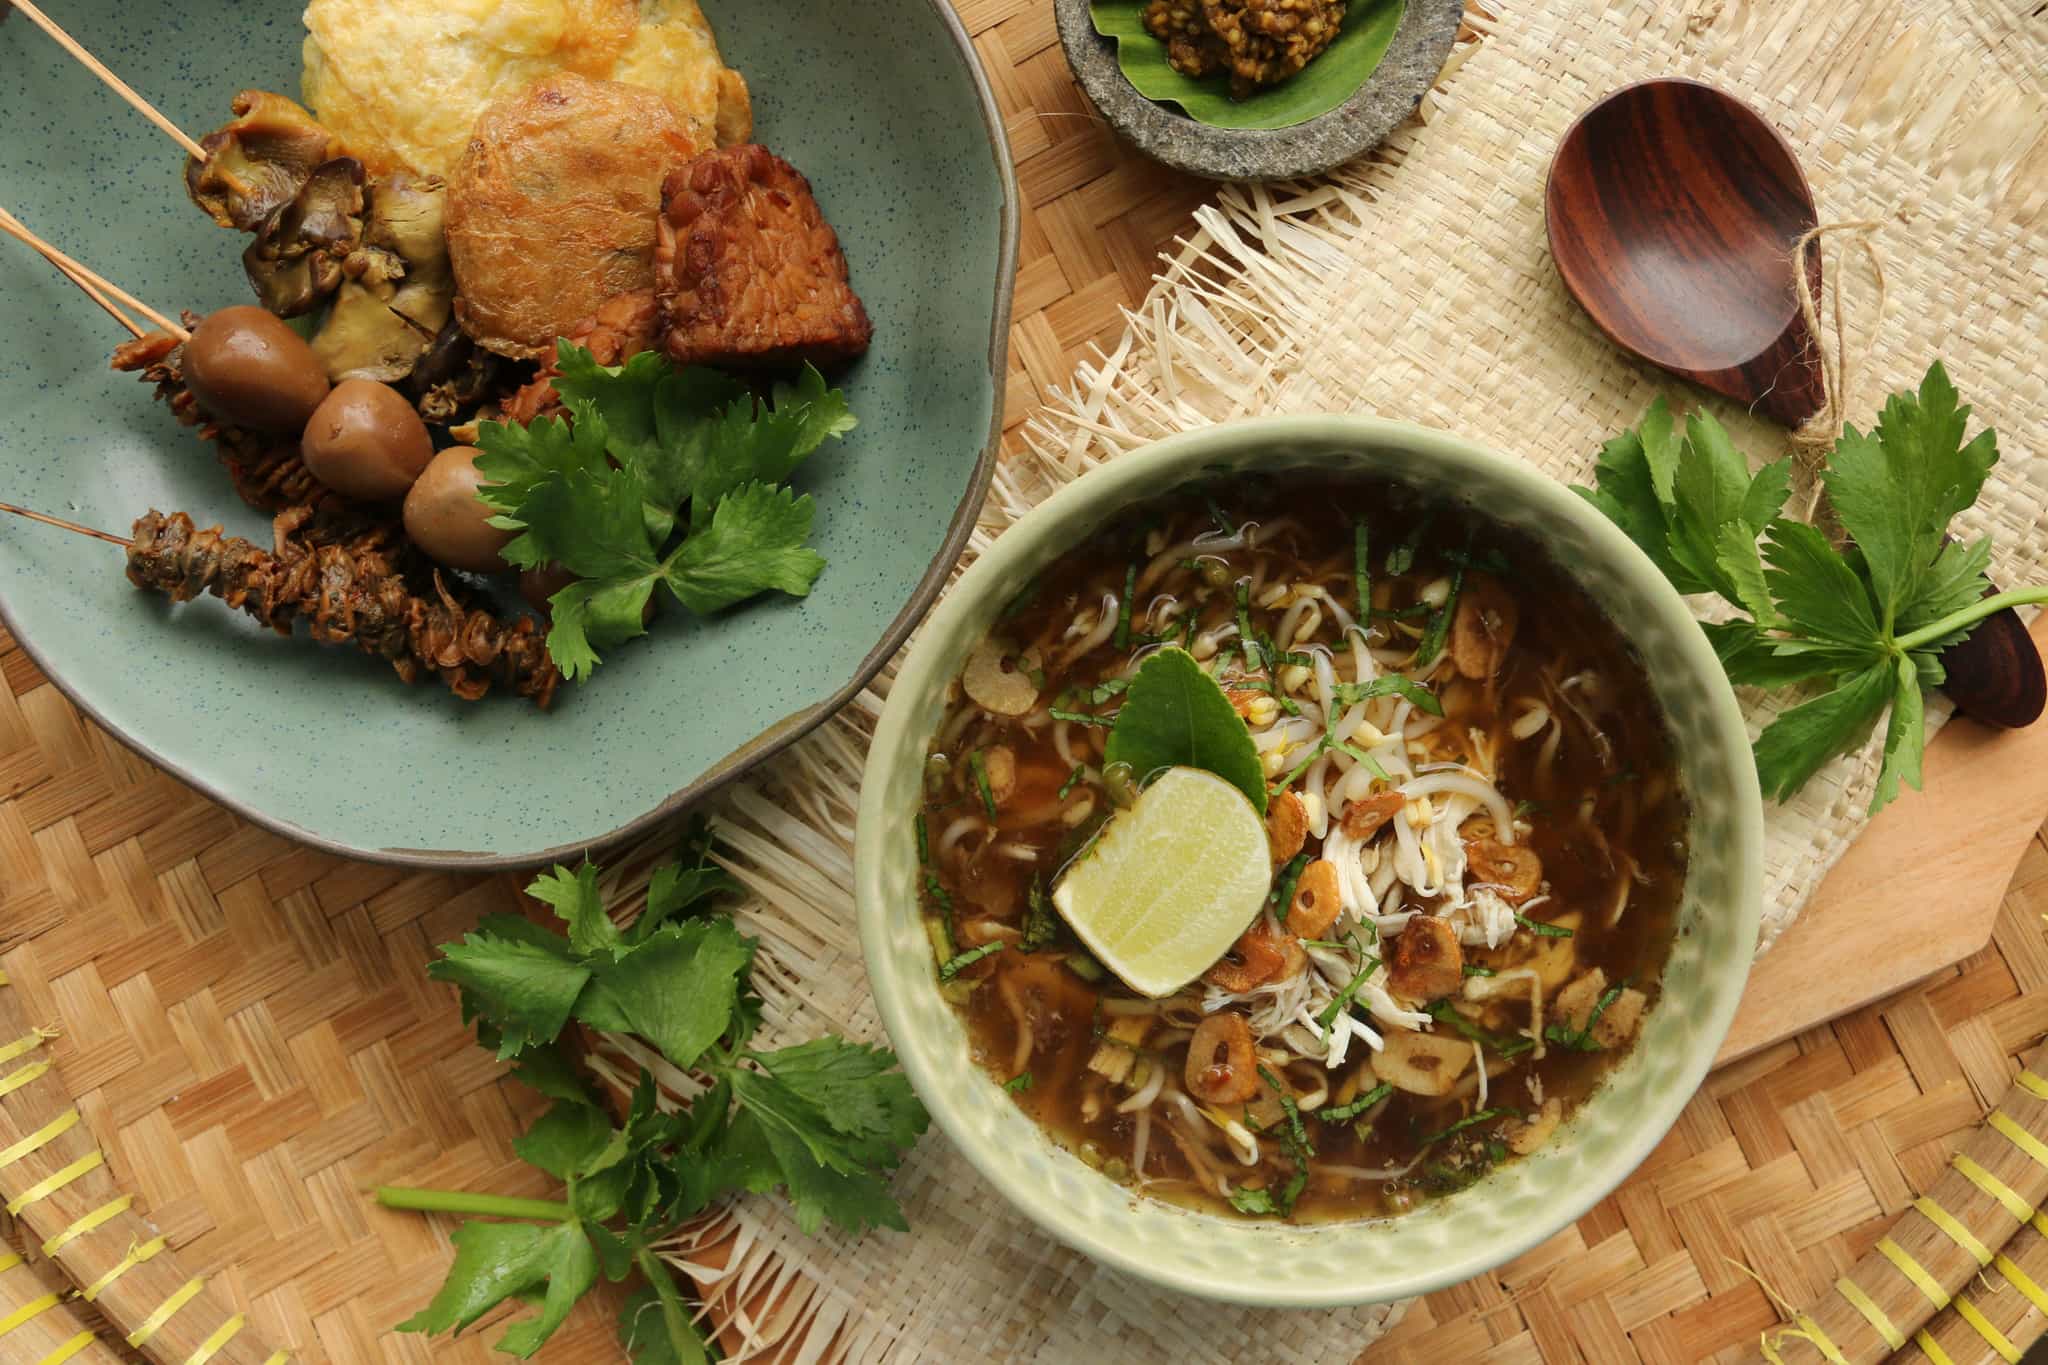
[{"x1": 919, "y1": 474, "x2": 1689, "y2": 1220}]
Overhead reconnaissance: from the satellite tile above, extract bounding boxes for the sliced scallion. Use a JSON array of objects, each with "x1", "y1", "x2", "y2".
[
  {"x1": 1514, "y1": 912, "x2": 1574, "y2": 939},
  {"x1": 1314, "y1": 954, "x2": 1384, "y2": 1030},
  {"x1": 1331, "y1": 675, "x2": 1445, "y2": 716},
  {"x1": 1114, "y1": 563, "x2": 1136, "y2": 649},
  {"x1": 938, "y1": 941, "x2": 1004, "y2": 981},
  {"x1": 1319, "y1": 1081, "x2": 1393, "y2": 1124},
  {"x1": 969, "y1": 750, "x2": 998, "y2": 820},
  {"x1": 1419, "y1": 1106, "x2": 1518, "y2": 1149},
  {"x1": 1353, "y1": 520, "x2": 1370, "y2": 621}
]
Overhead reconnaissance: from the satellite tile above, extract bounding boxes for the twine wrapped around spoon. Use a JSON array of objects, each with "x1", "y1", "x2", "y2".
[{"x1": 1784, "y1": 220, "x2": 1887, "y2": 537}]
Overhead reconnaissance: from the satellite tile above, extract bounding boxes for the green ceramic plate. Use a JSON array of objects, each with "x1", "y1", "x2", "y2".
[
  {"x1": 0, "y1": 0, "x2": 1016, "y2": 867},
  {"x1": 857, "y1": 417, "x2": 1763, "y2": 1305}
]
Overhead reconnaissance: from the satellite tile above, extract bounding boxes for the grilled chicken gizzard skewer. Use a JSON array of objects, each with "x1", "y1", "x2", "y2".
[{"x1": 2, "y1": 501, "x2": 560, "y2": 707}]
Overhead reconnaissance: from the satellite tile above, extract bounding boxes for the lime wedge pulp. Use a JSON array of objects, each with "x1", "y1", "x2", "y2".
[{"x1": 1051, "y1": 765, "x2": 1273, "y2": 997}]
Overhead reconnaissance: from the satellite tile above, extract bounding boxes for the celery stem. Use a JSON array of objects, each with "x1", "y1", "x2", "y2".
[
  {"x1": 1894, "y1": 588, "x2": 2048, "y2": 653},
  {"x1": 375, "y1": 1186, "x2": 573, "y2": 1221}
]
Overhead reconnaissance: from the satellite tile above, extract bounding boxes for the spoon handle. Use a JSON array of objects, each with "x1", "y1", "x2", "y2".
[
  {"x1": 1938, "y1": 580, "x2": 2045, "y2": 729},
  {"x1": 1741, "y1": 279, "x2": 1829, "y2": 429}
]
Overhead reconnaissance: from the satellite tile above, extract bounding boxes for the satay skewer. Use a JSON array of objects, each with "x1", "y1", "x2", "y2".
[
  {"x1": 0, "y1": 206, "x2": 188, "y2": 340},
  {"x1": 7, "y1": 0, "x2": 205, "y2": 159},
  {"x1": 0, "y1": 500, "x2": 562, "y2": 706}
]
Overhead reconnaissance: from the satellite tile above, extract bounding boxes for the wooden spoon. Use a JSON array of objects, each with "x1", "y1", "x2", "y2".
[{"x1": 1545, "y1": 77, "x2": 2042, "y2": 729}]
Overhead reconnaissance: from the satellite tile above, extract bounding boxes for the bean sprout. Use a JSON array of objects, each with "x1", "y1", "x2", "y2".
[
  {"x1": 936, "y1": 814, "x2": 986, "y2": 861},
  {"x1": 1316, "y1": 1155, "x2": 1428, "y2": 1183},
  {"x1": 1398, "y1": 771, "x2": 1516, "y2": 844},
  {"x1": 1118, "y1": 1062, "x2": 1168, "y2": 1113},
  {"x1": 1511, "y1": 701, "x2": 1551, "y2": 740},
  {"x1": 1056, "y1": 592, "x2": 1119, "y2": 666},
  {"x1": 1052, "y1": 720, "x2": 1088, "y2": 771}
]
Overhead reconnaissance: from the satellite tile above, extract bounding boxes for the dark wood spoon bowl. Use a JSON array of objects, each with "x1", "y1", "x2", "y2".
[
  {"x1": 1545, "y1": 78, "x2": 2042, "y2": 729},
  {"x1": 1548, "y1": 78, "x2": 1826, "y2": 427}
]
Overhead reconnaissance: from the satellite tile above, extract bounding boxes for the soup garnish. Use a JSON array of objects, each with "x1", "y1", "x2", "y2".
[{"x1": 919, "y1": 474, "x2": 1689, "y2": 1220}]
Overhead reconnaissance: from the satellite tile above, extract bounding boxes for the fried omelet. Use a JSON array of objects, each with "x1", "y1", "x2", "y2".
[{"x1": 300, "y1": 0, "x2": 751, "y2": 177}]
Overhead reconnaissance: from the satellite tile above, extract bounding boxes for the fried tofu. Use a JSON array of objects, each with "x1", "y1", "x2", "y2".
[{"x1": 654, "y1": 145, "x2": 873, "y2": 370}]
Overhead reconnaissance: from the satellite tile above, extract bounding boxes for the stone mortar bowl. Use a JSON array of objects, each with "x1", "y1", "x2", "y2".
[{"x1": 1054, "y1": 0, "x2": 1465, "y2": 180}]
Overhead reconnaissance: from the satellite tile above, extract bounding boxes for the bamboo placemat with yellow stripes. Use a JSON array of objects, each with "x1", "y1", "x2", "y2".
[{"x1": 3, "y1": 0, "x2": 2047, "y2": 1361}]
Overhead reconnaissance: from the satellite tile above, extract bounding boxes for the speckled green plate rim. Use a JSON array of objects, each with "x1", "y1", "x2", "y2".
[
  {"x1": 856, "y1": 415, "x2": 1764, "y2": 1307},
  {"x1": 0, "y1": 0, "x2": 1019, "y2": 873}
]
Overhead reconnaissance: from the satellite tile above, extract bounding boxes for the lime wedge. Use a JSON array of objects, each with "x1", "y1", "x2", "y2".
[{"x1": 1051, "y1": 765, "x2": 1273, "y2": 997}]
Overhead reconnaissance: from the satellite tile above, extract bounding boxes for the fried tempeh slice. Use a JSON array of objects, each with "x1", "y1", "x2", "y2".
[{"x1": 654, "y1": 144, "x2": 873, "y2": 369}]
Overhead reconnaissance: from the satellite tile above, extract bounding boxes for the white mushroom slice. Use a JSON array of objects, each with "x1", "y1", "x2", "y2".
[
  {"x1": 963, "y1": 637, "x2": 1038, "y2": 715},
  {"x1": 1506, "y1": 1097, "x2": 1563, "y2": 1155},
  {"x1": 1375, "y1": 1028, "x2": 1474, "y2": 1097}
]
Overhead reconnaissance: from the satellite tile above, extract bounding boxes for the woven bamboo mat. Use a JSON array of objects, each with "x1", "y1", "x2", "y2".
[
  {"x1": 0, "y1": 1, "x2": 2043, "y2": 1363},
  {"x1": 1362, "y1": 828, "x2": 2048, "y2": 1365}
]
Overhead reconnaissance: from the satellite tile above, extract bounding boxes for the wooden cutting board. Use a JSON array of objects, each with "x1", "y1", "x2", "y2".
[{"x1": 1714, "y1": 609, "x2": 2048, "y2": 1066}]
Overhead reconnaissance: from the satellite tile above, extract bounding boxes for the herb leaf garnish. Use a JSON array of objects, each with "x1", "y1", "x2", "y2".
[
  {"x1": 1574, "y1": 363, "x2": 2044, "y2": 812},
  {"x1": 391, "y1": 822, "x2": 927, "y2": 1359},
  {"x1": 1103, "y1": 646, "x2": 1267, "y2": 813},
  {"x1": 475, "y1": 343, "x2": 854, "y2": 680}
]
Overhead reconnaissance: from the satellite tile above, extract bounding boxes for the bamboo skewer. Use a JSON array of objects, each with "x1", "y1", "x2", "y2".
[
  {"x1": 0, "y1": 207, "x2": 188, "y2": 341},
  {"x1": 0, "y1": 500, "x2": 127, "y2": 547},
  {"x1": 7, "y1": 0, "x2": 205, "y2": 160},
  {"x1": 0, "y1": 218, "x2": 143, "y2": 339}
]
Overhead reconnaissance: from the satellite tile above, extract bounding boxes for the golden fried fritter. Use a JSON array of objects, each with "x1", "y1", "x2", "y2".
[
  {"x1": 654, "y1": 145, "x2": 873, "y2": 370},
  {"x1": 445, "y1": 74, "x2": 703, "y2": 360},
  {"x1": 499, "y1": 290, "x2": 661, "y2": 425}
]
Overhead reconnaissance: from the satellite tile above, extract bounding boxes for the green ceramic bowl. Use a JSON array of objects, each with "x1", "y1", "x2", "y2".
[
  {"x1": 0, "y1": 0, "x2": 1015, "y2": 867},
  {"x1": 856, "y1": 417, "x2": 1763, "y2": 1306}
]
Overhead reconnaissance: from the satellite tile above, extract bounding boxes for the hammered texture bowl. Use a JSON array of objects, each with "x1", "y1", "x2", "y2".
[{"x1": 856, "y1": 416, "x2": 1762, "y2": 1305}]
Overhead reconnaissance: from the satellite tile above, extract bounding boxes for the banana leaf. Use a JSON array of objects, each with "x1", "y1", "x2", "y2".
[{"x1": 1089, "y1": 0, "x2": 1407, "y2": 131}]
